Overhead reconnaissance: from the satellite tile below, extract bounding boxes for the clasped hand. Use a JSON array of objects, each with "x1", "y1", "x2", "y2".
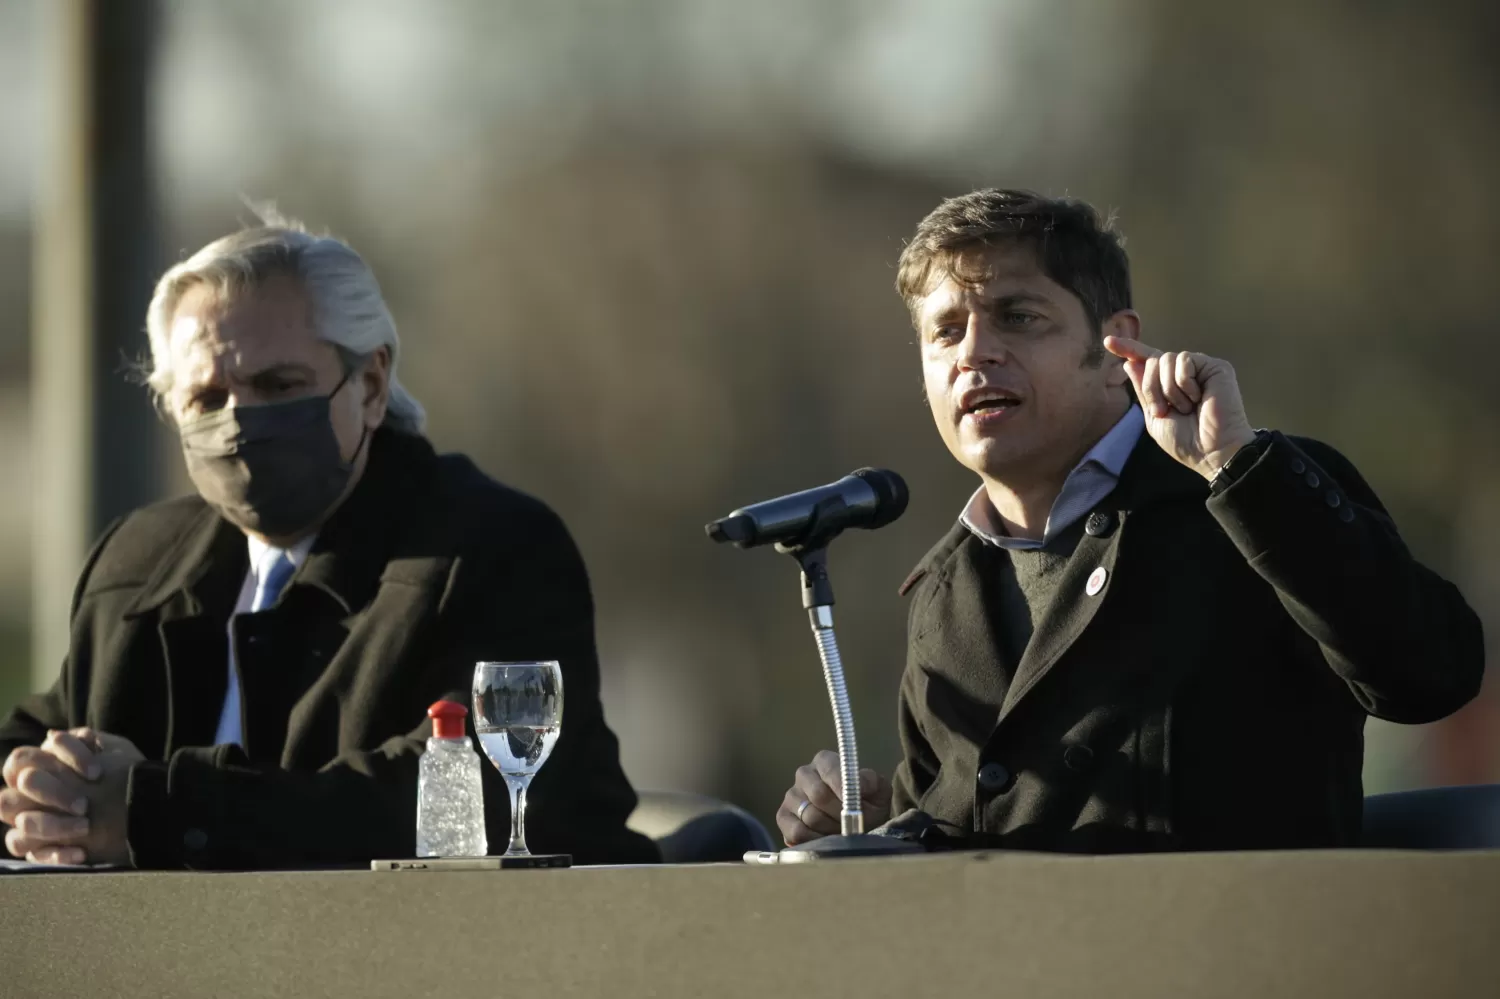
[{"x1": 1, "y1": 728, "x2": 144, "y2": 866}]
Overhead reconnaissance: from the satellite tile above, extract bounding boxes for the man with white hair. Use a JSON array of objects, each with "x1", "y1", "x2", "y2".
[{"x1": 0, "y1": 219, "x2": 656, "y2": 868}]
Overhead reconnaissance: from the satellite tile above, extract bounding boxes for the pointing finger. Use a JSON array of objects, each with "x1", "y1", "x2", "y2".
[{"x1": 1103, "y1": 336, "x2": 1162, "y2": 362}]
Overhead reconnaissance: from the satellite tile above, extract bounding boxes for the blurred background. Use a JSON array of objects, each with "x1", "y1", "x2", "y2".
[{"x1": 0, "y1": 0, "x2": 1495, "y2": 835}]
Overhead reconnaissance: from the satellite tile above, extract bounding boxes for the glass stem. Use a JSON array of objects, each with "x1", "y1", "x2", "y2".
[{"x1": 504, "y1": 775, "x2": 530, "y2": 856}]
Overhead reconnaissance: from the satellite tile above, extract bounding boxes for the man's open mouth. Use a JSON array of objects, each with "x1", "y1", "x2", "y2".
[{"x1": 959, "y1": 388, "x2": 1023, "y2": 417}]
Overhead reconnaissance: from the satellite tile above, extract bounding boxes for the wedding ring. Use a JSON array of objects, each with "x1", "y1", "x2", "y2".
[{"x1": 796, "y1": 799, "x2": 813, "y2": 823}]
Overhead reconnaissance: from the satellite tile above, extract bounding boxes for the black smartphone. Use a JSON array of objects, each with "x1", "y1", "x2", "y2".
[{"x1": 371, "y1": 854, "x2": 572, "y2": 872}]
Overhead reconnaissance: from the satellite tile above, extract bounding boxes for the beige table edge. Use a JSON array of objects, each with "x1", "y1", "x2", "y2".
[{"x1": 2, "y1": 849, "x2": 1497, "y2": 999}]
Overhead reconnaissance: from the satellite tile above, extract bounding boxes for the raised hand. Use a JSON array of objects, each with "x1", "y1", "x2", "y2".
[{"x1": 1104, "y1": 336, "x2": 1258, "y2": 481}]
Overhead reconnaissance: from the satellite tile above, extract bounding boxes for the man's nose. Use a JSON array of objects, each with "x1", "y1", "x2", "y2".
[{"x1": 957, "y1": 315, "x2": 1007, "y2": 370}]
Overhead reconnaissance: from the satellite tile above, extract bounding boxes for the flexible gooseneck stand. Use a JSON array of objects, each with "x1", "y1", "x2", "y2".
[{"x1": 776, "y1": 542, "x2": 922, "y2": 861}]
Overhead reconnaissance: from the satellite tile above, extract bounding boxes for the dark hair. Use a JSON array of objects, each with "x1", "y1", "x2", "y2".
[{"x1": 896, "y1": 188, "x2": 1132, "y2": 333}]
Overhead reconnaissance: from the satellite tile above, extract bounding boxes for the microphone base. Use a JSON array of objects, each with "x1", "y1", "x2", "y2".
[{"x1": 774, "y1": 834, "x2": 926, "y2": 862}]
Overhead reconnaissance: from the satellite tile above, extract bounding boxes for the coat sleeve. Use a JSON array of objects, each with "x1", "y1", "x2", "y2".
[
  {"x1": 123, "y1": 503, "x2": 659, "y2": 870},
  {"x1": 0, "y1": 518, "x2": 126, "y2": 764},
  {"x1": 1205, "y1": 432, "x2": 1484, "y2": 724},
  {"x1": 0, "y1": 676, "x2": 69, "y2": 766}
]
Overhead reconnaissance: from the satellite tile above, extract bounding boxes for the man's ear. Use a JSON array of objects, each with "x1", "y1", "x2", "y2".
[
  {"x1": 1103, "y1": 309, "x2": 1141, "y2": 342},
  {"x1": 362, "y1": 346, "x2": 392, "y2": 428},
  {"x1": 1102, "y1": 309, "x2": 1141, "y2": 387}
]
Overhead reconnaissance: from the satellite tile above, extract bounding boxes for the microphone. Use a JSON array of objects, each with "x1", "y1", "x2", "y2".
[
  {"x1": 705, "y1": 468, "x2": 909, "y2": 550},
  {"x1": 707, "y1": 467, "x2": 925, "y2": 858}
]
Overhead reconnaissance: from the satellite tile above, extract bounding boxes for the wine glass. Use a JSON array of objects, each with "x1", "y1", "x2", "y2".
[{"x1": 472, "y1": 661, "x2": 564, "y2": 858}]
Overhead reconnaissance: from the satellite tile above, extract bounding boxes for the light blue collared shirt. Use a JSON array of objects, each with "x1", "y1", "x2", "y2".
[{"x1": 960, "y1": 405, "x2": 1145, "y2": 551}]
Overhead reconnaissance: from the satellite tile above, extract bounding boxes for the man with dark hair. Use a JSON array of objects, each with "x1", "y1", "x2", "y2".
[{"x1": 779, "y1": 188, "x2": 1483, "y2": 852}]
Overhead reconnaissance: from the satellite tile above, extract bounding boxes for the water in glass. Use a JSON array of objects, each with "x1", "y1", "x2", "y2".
[
  {"x1": 477, "y1": 726, "x2": 560, "y2": 776},
  {"x1": 472, "y1": 661, "x2": 563, "y2": 857}
]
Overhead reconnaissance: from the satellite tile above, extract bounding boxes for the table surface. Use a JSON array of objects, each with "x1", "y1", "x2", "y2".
[{"x1": 3, "y1": 849, "x2": 1498, "y2": 999}]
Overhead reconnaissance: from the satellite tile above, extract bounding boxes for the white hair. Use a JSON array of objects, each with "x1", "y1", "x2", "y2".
[{"x1": 143, "y1": 212, "x2": 427, "y2": 435}]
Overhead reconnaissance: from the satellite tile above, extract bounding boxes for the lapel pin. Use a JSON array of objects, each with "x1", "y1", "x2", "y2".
[{"x1": 1086, "y1": 566, "x2": 1108, "y2": 596}]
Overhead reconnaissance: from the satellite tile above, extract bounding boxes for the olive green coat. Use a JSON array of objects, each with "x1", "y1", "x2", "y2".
[{"x1": 893, "y1": 432, "x2": 1483, "y2": 851}]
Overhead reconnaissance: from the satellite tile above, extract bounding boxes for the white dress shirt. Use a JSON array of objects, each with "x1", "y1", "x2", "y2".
[{"x1": 213, "y1": 534, "x2": 317, "y2": 747}]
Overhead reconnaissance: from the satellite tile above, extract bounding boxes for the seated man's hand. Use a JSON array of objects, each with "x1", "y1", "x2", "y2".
[
  {"x1": 777, "y1": 749, "x2": 891, "y2": 846},
  {"x1": 1, "y1": 728, "x2": 143, "y2": 865}
]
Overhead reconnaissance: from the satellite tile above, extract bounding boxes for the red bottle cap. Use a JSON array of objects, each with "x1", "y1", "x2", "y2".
[{"x1": 427, "y1": 700, "x2": 469, "y2": 740}]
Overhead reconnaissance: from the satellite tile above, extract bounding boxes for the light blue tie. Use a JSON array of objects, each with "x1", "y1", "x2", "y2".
[
  {"x1": 216, "y1": 550, "x2": 296, "y2": 747},
  {"x1": 252, "y1": 550, "x2": 296, "y2": 612}
]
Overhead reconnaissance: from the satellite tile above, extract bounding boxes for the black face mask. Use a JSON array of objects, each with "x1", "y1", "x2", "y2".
[{"x1": 179, "y1": 371, "x2": 370, "y2": 539}]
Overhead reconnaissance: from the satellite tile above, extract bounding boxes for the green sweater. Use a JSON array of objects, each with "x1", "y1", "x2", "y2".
[{"x1": 992, "y1": 518, "x2": 1087, "y2": 674}]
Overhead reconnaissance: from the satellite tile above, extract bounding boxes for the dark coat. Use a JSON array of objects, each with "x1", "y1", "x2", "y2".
[
  {"x1": 892, "y1": 431, "x2": 1484, "y2": 852},
  {"x1": 0, "y1": 429, "x2": 658, "y2": 868}
]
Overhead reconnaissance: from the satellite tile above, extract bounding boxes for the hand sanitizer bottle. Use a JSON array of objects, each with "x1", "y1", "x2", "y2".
[{"x1": 416, "y1": 700, "x2": 488, "y2": 858}]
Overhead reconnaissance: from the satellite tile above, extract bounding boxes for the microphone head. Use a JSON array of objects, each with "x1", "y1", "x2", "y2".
[
  {"x1": 705, "y1": 513, "x2": 755, "y2": 546},
  {"x1": 851, "y1": 467, "x2": 909, "y2": 529}
]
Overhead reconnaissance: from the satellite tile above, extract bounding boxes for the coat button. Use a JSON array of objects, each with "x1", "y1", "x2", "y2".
[
  {"x1": 1063, "y1": 745, "x2": 1095, "y2": 773},
  {"x1": 183, "y1": 828, "x2": 209, "y2": 851},
  {"x1": 1304, "y1": 471, "x2": 1320, "y2": 489},
  {"x1": 1084, "y1": 511, "x2": 1115, "y2": 537},
  {"x1": 1338, "y1": 506, "x2": 1355, "y2": 523},
  {"x1": 1291, "y1": 458, "x2": 1306, "y2": 475},
  {"x1": 977, "y1": 762, "x2": 1011, "y2": 792},
  {"x1": 1325, "y1": 491, "x2": 1341, "y2": 508}
]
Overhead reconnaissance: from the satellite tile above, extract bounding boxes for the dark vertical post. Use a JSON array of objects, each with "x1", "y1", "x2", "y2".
[
  {"x1": 31, "y1": 0, "x2": 160, "y2": 689},
  {"x1": 89, "y1": 0, "x2": 163, "y2": 539}
]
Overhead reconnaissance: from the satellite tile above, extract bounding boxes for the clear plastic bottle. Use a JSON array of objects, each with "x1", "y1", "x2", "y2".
[{"x1": 416, "y1": 700, "x2": 488, "y2": 858}]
